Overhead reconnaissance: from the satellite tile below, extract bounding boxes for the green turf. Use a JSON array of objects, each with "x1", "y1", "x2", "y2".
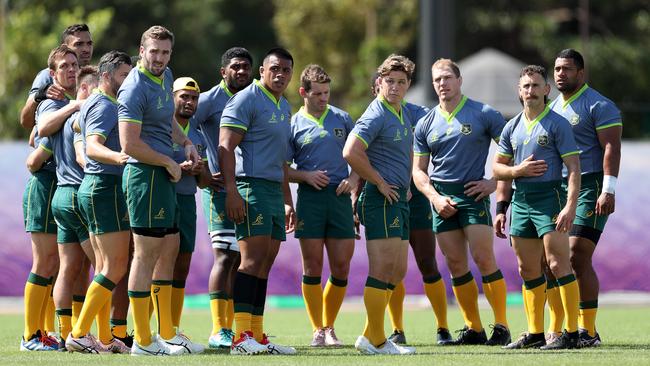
[{"x1": 2, "y1": 306, "x2": 649, "y2": 365}]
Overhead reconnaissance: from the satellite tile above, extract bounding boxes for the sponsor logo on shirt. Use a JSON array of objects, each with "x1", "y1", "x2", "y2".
[{"x1": 269, "y1": 113, "x2": 278, "y2": 124}]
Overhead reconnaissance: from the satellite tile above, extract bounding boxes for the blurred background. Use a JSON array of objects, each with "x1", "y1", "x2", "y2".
[{"x1": 0, "y1": 0, "x2": 649, "y2": 298}]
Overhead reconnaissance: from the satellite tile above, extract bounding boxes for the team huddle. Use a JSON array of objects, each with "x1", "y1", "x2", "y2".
[{"x1": 19, "y1": 23, "x2": 622, "y2": 356}]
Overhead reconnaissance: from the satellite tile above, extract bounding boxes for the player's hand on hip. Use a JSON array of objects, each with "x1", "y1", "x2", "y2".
[
  {"x1": 595, "y1": 192, "x2": 615, "y2": 216},
  {"x1": 336, "y1": 178, "x2": 354, "y2": 195},
  {"x1": 306, "y1": 170, "x2": 329, "y2": 190},
  {"x1": 377, "y1": 180, "x2": 399, "y2": 204},
  {"x1": 432, "y1": 196, "x2": 458, "y2": 219},
  {"x1": 464, "y1": 178, "x2": 496, "y2": 201},
  {"x1": 494, "y1": 213, "x2": 508, "y2": 239}
]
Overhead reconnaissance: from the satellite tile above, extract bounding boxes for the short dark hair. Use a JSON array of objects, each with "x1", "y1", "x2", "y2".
[
  {"x1": 300, "y1": 64, "x2": 331, "y2": 92},
  {"x1": 520, "y1": 64, "x2": 548, "y2": 82},
  {"x1": 556, "y1": 48, "x2": 585, "y2": 70},
  {"x1": 221, "y1": 47, "x2": 253, "y2": 68},
  {"x1": 47, "y1": 45, "x2": 77, "y2": 70},
  {"x1": 76, "y1": 65, "x2": 99, "y2": 89},
  {"x1": 263, "y1": 47, "x2": 293, "y2": 67},
  {"x1": 61, "y1": 24, "x2": 90, "y2": 44},
  {"x1": 141, "y1": 25, "x2": 174, "y2": 47},
  {"x1": 98, "y1": 50, "x2": 132, "y2": 75}
]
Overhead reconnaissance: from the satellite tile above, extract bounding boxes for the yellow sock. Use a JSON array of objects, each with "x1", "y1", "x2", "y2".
[
  {"x1": 452, "y1": 272, "x2": 482, "y2": 331},
  {"x1": 151, "y1": 281, "x2": 174, "y2": 339},
  {"x1": 323, "y1": 276, "x2": 347, "y2": 328},
  {"x1": 209, "y1": 292, "x2": 228, "y2": 334},
  {"x1": 171, "y1": 282, "x2": 185, "y2": 328},
  {"x1": 301, "y1": 276, "x2": 323, "y2": 331},
  {"x1": 521, "y1": 284, "x2": 530, "y2": 330},
  {"x1": 546, "y1": 281, "x2": 564, "y2": 333},
  {"x1": 23, "y1": 273, "x2": 49, "y2": 340},
  {"x1": 234, "y1": 312, "x2": 252, "y2": 336},
  {"x1": 38, "y1": 282, "x2": 53, "y2": 332},
  {"x1": 362, "y1": 277, "x2": 388, "y2": 347},
  {"x1": 423, "y1": 275, "x2": 448, "y2": 330},
  {"x1": 557, "y1": 275, "x2": 580, "y2": 333},
  {"x1": 251, "y1": 315, "x2": 263, "y2": 342},
  {"x1": 71, "y1": 296, "x2": 85, "y2": 327},
  {"x1": 129, "y1": 292, "x2": 152, "y2": 346},
  {"x1": 72, "y1": 275, "x2": 114, "y2": 338},
  {"x1": 524, "y1": 276, "x2": 546, "y2": 334},
  {"x1": 388, "y1": 282, "x2": 405, "y2": 331},
  {"x1": 55, "y1": 309, "x2": 72, "y2": 339},
  {"x1": 579, "y1": 302, "x2": 598, "y2": 337},
  {"x1": 482, "y1": 270, "x2": 508, "y2": 327},
  {"x1": 96, "y1": 295, "x2": 112, "y2": 344},
  {"x1": 226, "y1": 299, "x2": 234, "y2": 330},
  {"x1": 44, "y1": 292, "x2": 55, "y2": 333},
  {"x1": 110, "y1": 319, "x2": 128, "y2": 338}
]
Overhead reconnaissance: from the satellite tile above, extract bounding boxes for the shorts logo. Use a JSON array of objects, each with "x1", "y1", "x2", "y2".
[
  {"x1": 393, "y1": 129, "x2": 402, "y2": 141},
  {"x1": 585, "y1": 210, "x2": 594, "y2": 217},
  {"x1": 537, "y1": 135, "x2": 549, "y2": 146},
  {"x1": 154, "y1": 208, "x2": 166, "y2": 220},
  {"x1": 389, "y1": 217, "x2": 400, "y2": 228},
  {"x1": 570, "y1": 114, "x2": 580, "y2": 126},
  {"x1": 552, "y1": 214, "x2": 558, "y2": 223},
  {"x1": 252, "y1": 214, "x2": 264, "y2": 226},
  {"x1": 122, "y1": 212, "x2": 130, "y2": 222},
  {"x1": 157, "y1": 96, "x2": 164, "y2": 109},
  {"x1": 269, "y1": 113, "x2": 278, "y2": 124},
  {"x1": 296, "y1": 219, "x2": 304, "y2": 231},
  {"x1": 427, "y1": 212, "x2": 432, "y2": 220},
  {"x1": 334, "y1": 128, "x2": 344, "y2": 138},
  {"x1": 216, "y1": 212, "x2": 225, "y2": 223},
  {"x1": 460, "y1": 124, "x2": 472, "y2": 135},
  {"x1": 479, "y1": 210, "x2": 486, "y2": 217}
]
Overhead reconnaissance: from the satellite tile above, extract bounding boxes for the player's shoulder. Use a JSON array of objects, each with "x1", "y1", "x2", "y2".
[{"x1": 327, "y1": 104, "x2": 351, "y2": 120}]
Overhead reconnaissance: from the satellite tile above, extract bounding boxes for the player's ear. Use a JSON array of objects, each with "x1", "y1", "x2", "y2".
[{"x1": 299, "y1": 87, "x2": 307, "y2": 98}]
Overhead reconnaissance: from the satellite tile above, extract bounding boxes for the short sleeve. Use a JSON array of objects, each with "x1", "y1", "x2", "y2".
[
  {"x1": 554, "y1": 118, "x2": 580, "y2": 158},
  {"x1": 117, "y1": 82, "x2": 145, "y2": 124},
  {"x1": 497, "y1": 121, "x2": 514, "y2": 157},
  {"x1": 592, "y1": 100, "x2": 622, "y2": 130},
  {"x1": 351, "y1": 111, "x2": 383, "y2": 148},
  {"x1": 86, "y1": 102, "x2": 116, "y2": 140},
  {"x1": 484, "y1": 106, "x2": 506, "y2": 140},
  {"x1": 220, "y1": 91, "x2": 252, "y2": 132},
  {"x1": 413, "y1": 116, "x2": 431, "y2": 156}
]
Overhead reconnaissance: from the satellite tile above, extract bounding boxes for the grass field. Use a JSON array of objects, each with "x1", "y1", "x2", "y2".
[{"x1": 2, "y1": 306, "x2": 649, "y2": 365}]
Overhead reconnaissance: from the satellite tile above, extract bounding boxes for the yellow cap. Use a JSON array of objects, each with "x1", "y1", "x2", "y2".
[{"x1": 173, "y1": 77, "x2": 200, "y2": 93}]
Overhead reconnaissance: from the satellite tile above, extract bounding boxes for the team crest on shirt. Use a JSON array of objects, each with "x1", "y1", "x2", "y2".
[
  {"x1": 537, "y1": 135, "x2": 549, "y2": 146},
  {"x1": 570, "y1": 114, "x2": 580, "y2": 126},
  {"x1": 460, "y1": 124, "x2": 472, "y2": 135},
  {"x1": 389, "y1": 217, "x2": 400, "y2": 228},
  {"x1": 334, "y1": 128, "x2": 344, "y2": 138}
]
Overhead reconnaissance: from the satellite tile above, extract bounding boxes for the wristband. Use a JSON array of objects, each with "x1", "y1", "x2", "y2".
[
  {"x1": 602, "y1": 175, "x2": 617, "y2": 194},
  {"x1": 496, "y1": 201, "x2": 510, "y2": 215}
]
